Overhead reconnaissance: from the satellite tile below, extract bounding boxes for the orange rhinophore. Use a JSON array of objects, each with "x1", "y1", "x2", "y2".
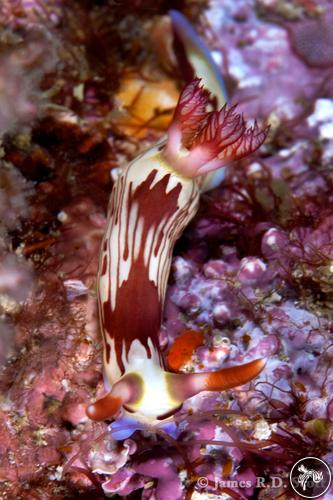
[
  {"x1": 87, "y1": 394, "x2": 122, "y2": 421},
  {"x1": 167, "y1": 359, "x2": 267, "y2": 404},
  {"x1": 202, "y1": 358, "x2": 267, "y2": 392}
]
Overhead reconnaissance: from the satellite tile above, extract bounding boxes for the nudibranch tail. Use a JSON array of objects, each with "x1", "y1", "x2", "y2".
[
  {"x1": 170, "y1": 9, "x2": 230, "y2": 193},
  {"x1": 163, "y1": 79, "x2": 269, "y2": 178},
  {"x1": 169, "y1": 9, "x2": 228, "y2": 108}
]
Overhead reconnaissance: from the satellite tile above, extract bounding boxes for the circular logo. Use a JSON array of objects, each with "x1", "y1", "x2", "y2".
[{"x1": 289, "y1": 457, "x2": 332, "y2": 498}]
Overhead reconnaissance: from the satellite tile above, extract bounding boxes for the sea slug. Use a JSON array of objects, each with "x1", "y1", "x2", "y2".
[{"x1": 87, "y1": 77, "x2": 268, "y2": 424}]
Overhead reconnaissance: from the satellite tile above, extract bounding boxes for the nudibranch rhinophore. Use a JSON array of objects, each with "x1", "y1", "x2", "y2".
[{"x1": 87, "y1": 78, "x2": 269, "y2": 424}]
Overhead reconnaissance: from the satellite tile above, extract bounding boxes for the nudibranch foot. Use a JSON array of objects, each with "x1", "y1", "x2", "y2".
[
  {"x1": 108, "y1": 415, "x2": 179, "y2": 440},
  {"x1": 108, "y1": 416, "x2": 147, "y2": 440}
]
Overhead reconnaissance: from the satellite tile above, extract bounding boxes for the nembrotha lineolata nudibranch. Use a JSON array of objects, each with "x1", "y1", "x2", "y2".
[{"x1": 86, "y1": 77, "x2": 269, "y2": 424}]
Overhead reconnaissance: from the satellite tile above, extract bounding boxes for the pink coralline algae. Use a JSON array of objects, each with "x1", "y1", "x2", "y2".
[
  {"x1": 0, "y1": 0, "x2": 333, "y2": 499},
  {"x1": 288, "y1": 10, "x2": 333, "y2": 69},
  {"x1": 0, "y1": 163, "x2": 34, "y2": 364},
  {"x1": 0, "y1": 28, "x2": 57, "y2": 135}
]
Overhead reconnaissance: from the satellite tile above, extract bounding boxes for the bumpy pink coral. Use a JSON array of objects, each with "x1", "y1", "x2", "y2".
[{"x1": 163, "y1": 79, "x2": 269, "y2": 177}]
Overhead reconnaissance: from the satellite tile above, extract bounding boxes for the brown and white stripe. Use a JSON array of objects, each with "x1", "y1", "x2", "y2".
[{"x1": 98, "y1": 145, "x2": 199, "y2": 383}]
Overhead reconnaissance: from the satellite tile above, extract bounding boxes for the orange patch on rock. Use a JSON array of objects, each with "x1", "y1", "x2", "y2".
[
  {"x1": 222, "y1": 457, "x2": 233, "y2": 477},
  {"x1": 167, "y1": 329, "x2": 205, "y2": 372},
  {"x1": 112, "y1": 73, "x2": 179, "y2": 137}
]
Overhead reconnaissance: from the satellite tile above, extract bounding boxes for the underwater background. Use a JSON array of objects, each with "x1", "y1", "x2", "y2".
[{"x1": 0, "y1": 0, "x2": 333, "y2": 498}]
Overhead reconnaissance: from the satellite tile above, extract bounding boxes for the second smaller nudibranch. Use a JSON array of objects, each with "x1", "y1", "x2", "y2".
[{"x1": 87, "y1": 77, "x2": 269, "y2": 425}]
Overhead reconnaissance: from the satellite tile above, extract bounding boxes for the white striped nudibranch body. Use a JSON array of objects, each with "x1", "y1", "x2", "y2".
[
  {"x1": 97, "y1": 145, "x2": 200, "y2": 419},
  {"x1": 86, "y1": 79, "x2": 268, "y2": 424}
]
